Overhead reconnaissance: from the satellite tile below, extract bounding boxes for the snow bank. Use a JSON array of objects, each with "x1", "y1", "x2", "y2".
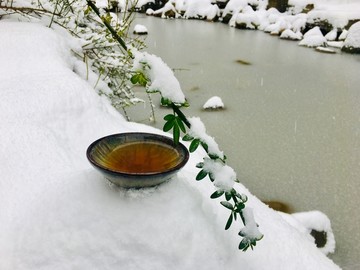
[
  {"x1": 0, "y1": 21, "x2": 341, "y2": 270},
  {"x1": 145, "y1": 0, "x2": 360, "y2": 53},
  {"x1": 183, "y1": 0, "x2": 220, "y2": 20},
  {"x1": 342, "y1": 21, "x2": 360, "y2": 53},
  {"x1": 299, "y1": 26, "x2": 327, "y2": 47}
]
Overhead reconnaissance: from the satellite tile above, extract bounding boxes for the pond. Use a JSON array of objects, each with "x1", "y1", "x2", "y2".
[{"x1": 130, "y1": 14, "x2": 360, "y2": 269}]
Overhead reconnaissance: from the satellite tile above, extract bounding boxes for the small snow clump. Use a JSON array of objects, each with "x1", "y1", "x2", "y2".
[
  {"x1": 133, "y1": 24, "x2": 148, "y2": 35},
  {"x1": 203, "y1": 159, "x2": 235, "y2": 190},
  {"x1": 203, "y1": 96, "x2": 224, "y2": 109},
  {"x1": 239, "y1": 208, "x2": 263, "y2": 240}
]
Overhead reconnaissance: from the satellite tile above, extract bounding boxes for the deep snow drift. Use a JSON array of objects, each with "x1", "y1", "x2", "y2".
[{"x1": 0, "y1": 19, "x2": 341, "y2": 269}]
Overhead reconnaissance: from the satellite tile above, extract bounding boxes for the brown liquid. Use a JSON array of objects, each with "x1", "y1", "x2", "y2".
[{"x1": 103, "y1": 142, "x2": 180, "y2": 173}]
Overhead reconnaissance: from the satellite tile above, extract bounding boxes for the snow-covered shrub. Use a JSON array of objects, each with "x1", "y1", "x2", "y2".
[{"x1": 0, "y1": 0, "x2": 150, "y2": 119}]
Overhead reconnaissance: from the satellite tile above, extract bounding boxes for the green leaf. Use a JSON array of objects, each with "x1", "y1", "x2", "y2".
[
  {"x1": 225, "y1": 213, "x2": 233, "y2": 230},
  {"x1": 175, "y1": 116, "x2": 186, "y2": 133},
  {"x1": 130, "y1": 74, "x2": 139, "y2": 84},
  {"x1": 236, "y1": 193, "x2": 248, "y2": 202},
  {"x1": 208, "y1": 153, "x2": 219, "y2": 160},
  {"x1": 164, "y1": 114, "x2": 175, "y2": 121},
  {"x1": 173, "y1": 124, "x2": 180, "y2": 145},
  {"x1": 235, "y1": 203, "x2": 245, "y2": 212},
  {"x1": 196, "y1": 169, "x2": 208, "y2": 181},
  {"x1": 138, "y1": 73, "x2": 147, "y2": 87},
  {"x1": 189, "y1": 138, "x2": 200, "y2": 153},
  {"x1": 220, "y1": 201, "x2": 233, "y2": 210},
  {"x1": 225, "y1": 191, "x2": 232, "y2": 201},
  {"x1": 160, "y1": 97, "x2": 172, "y2": 106},
  {"x1": 182, "y1": 134, "x2": 194, "y2": 141},
  {"x1": 210, "y1": 190, "x2": 224, "y2": 199},
  {"x1": 130, "y1": 72, "x2": 148, "y2": 87},
  {"x1": 239, "y1": 239, "x2": 250, "y2": 251},
  {"x1": 163, "y1": 120, "x2": 174, "y2": 132},
  {"x1": 201, "y1": 142, "x2": 209, "y2": 152}
]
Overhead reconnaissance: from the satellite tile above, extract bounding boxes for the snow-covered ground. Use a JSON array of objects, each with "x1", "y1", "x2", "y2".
[{"x1": 0, "y1": 17, "x2": 342, "y2": 270}]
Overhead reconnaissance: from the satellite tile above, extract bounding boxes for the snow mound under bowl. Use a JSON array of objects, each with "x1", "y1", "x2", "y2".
[{"x1": 87, "y1": 132, "x2": 189, "y2": 188}]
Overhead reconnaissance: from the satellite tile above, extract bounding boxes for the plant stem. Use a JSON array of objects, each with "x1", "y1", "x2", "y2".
[
  {"x1": 0, "y1": 5, "x2": 57, "y2": 15},
  {"x1": 86, "y1": 0, "x2": 128, "y2": 53},
  {"x1": 48, "y1": 0, "x2": 60, "y2": 28},
  {"x1": 171, "y1": 102, "x2": 191, "y2": 128}
]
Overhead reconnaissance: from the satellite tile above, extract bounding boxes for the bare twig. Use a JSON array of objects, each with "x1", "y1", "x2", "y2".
[{"x1": 0, "y1": 5, "x2": 59, "y2": 16}]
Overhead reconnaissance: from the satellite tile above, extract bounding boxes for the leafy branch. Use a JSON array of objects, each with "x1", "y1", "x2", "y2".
[
  {"x1": 86, "y1": 0, "x2": 128, "y2": 54},
  {"x1": 162, "y1": 105, "x2": 263, "y2": 251},
  {"x1": 85, "y1": 0, "x2": 264, "y2": 250}
]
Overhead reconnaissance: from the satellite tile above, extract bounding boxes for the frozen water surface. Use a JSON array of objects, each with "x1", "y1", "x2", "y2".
[{"x1": 131, "y1": 15, "x2": 360, "y2": 269}]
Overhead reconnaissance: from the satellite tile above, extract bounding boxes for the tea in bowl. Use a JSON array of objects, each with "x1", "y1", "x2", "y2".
[{"x1": 86, "y1": 132, "x2": 189, "y2": 188}]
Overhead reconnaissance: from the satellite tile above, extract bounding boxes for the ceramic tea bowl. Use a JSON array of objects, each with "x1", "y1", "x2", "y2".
[{"x1": 86, "y1": 132, "x2": 189, "y2": 188}]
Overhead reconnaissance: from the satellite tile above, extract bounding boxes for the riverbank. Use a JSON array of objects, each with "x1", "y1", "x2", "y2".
[{"x1": 130, "y1": 0, "x2": 360, "y2": 53}]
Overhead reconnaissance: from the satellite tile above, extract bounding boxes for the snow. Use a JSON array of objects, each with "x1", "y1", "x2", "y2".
[
  {"x1": 292, "y1": 211, "x2": 336, "y2": 255},
  {"x1": 343, "y1": 21, "x2": 360, "y2": 49},
  {"x1": 299, "y1": 26, "x2": 327, "y2": 47},
  {"x1": 325, "y1": 29, "x2": 338, "y2": 41},
  {"x1": 203, "y1": 96, "x2": 225, "y2": 109},
  {"x1": 133, "y1": 24, "x2": 148, "y2": 34},
  {"x1": 327, "y1": 40, "x2": 344, "y2": 48},
  {"x1": 240, "y1": 208, "x2": 264, "y2": 240},
  {"x1": 152, "y1": 2, "x2": 179, "y2": 18},
  {"x1": 280, "y1": 29, "x2": 303, "y2": 40},
  {"x1": 188, "y1": 117, "x2": 225, "y2": 159},
  {"x1": 203, "y1": 159, "x2": 236, "y2": 190},
  {"x1": 0, "y1": 3, "x2": 348, "y2": 270},
  {"x1": 338, "y1": 29, "x2": 348, "y2": 40},
  {"x1": 315, "y1": 46, "x2": 336, "y2": 53},
  {"x1": 132, "y1": 51, "x2": 186, "y2": 104},
  {"x1": 183, "y1": 0, "x2": 220, "y2": 20},
  {"x1": 145, "y1": 0, "x2": 360, "y2": 52}
]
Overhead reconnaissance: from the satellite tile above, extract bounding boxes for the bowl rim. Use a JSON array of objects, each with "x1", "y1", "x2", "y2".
[{"x1": 86, "y1": 132, "x2": 189, "y2": 177}]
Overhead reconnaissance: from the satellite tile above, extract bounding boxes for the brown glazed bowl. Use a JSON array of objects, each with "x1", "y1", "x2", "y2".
[{"x1": 86, "y1": 132, "x2": 189, "y2": 188}]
